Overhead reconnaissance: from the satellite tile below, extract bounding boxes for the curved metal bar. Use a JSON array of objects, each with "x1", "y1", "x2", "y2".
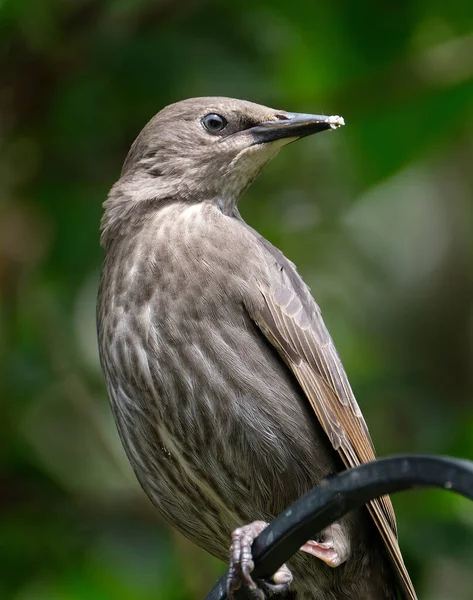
[{"x1": 205, "y1": 454, "x2": 473, "y2": 600}]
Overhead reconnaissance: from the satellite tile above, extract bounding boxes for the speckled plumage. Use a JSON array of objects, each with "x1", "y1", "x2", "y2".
[{"x1": 97, "y1": 97, "x2": 416, "y2": 599}]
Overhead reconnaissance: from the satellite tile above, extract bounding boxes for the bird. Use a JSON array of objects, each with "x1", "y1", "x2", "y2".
[{"x1": 97, "y1": 97, "x2": 417, "y2": 599}]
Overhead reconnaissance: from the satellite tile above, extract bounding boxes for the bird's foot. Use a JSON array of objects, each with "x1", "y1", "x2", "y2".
[
  {"x1": 227, "y1": 520, "x2": 293, "y2": 599},
  {"x1": 300, "y1": 523, "x2": 350, "y2": 568}
]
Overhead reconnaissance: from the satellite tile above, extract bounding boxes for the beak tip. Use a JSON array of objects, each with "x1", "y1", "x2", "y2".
[{"x1": 327, "y1": 115, "x2": 345, "y2": 129}]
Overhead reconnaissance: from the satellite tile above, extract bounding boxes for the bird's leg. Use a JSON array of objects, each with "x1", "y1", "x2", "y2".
[
  {"x1": 300, "y1": 523, "x2": 350, "y2": 568},
  {"x1": 227, "y1": 520, "x2": 293, "y2": 599},
  {"x1": 227, "y1": 521, "x2": 349, "y2": 598}
]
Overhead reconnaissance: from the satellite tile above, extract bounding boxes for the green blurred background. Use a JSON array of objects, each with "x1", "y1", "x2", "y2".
[{"x1": 1, "y1": 1, "x2": 473, "y2": 598}]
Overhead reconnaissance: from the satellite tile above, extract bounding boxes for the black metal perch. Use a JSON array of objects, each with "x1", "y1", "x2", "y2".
[{"x1": 205, "y1": 454, "x2": 473, "y2": 600}]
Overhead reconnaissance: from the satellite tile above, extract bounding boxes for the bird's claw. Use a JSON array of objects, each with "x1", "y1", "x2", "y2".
[
  {"x1": 227, "y1": 521, "x2": 293, "y2": 599},
  {"x1": 300, "y1": 523, "x2": 349, "y2": 568}
]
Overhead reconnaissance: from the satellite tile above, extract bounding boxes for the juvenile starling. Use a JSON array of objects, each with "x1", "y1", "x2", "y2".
[{"x1": 97, "y1": 97, "x2": 417, "y2": 599}]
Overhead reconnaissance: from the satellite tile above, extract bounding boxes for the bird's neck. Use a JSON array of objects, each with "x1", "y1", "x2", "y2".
[
  {"x1": 100, "y1": 177, "x2": 244, "y2": 249},
  {"x1": 215, "y1": 195, "x2": 241, "y2": 217}
]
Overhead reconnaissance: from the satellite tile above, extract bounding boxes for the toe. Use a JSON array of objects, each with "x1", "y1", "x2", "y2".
[
  {"x1": 300, "y1": 523, "x2": 351, "y2": 568},
  {"x1": 273, "y1": 563, "x2": 293, "y2": 586},
  {"x1": 227, "y1": 520, "x2": 293, "y2": 598}
]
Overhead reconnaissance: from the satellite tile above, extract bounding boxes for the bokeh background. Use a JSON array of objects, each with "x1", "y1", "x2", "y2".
[{"x1": 2, "y1": 1, "x2": 473, "y2": 598}]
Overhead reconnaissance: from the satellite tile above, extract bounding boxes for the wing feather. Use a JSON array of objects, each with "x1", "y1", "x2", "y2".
[{"x1": 247, "y1": 261, "x2": 416, "y2": 600}]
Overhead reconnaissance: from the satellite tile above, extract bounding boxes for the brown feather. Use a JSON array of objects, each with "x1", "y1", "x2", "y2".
[{"x1": 248, "y1": 261, "x2": 417, "y2": 600}]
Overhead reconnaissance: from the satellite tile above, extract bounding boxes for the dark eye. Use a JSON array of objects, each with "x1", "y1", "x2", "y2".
[{"x1": 201, "y1": 113, "x2": 227, "y2": 133}]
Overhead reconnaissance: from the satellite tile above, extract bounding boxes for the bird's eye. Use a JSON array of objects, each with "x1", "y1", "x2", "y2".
[{"x1": 201, "y1": 113, "x2": 227, "y2": 133}]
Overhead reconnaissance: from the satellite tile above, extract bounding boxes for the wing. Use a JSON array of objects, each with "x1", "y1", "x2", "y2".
[{"x1": 246, "y1": 250, "x2": 417, "y2": 600}]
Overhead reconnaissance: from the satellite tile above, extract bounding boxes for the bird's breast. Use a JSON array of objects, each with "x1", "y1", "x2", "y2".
[{"x1": 98, "y1": 202, "x2": 338, "y2": 523}]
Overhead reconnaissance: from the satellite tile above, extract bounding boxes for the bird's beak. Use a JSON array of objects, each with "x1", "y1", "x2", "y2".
[{"x1": 249, "y1": 112, "x2": 345, "y2": 145}]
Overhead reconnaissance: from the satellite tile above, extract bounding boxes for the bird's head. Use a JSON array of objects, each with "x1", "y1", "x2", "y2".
[{"x1": 103, "y1": 97, "x2": 344, "y2": 242}]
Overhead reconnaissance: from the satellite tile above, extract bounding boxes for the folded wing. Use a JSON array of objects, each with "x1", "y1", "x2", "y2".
[{"x1": 245, "y1": 256, "x2": 416, "y2": 600}]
